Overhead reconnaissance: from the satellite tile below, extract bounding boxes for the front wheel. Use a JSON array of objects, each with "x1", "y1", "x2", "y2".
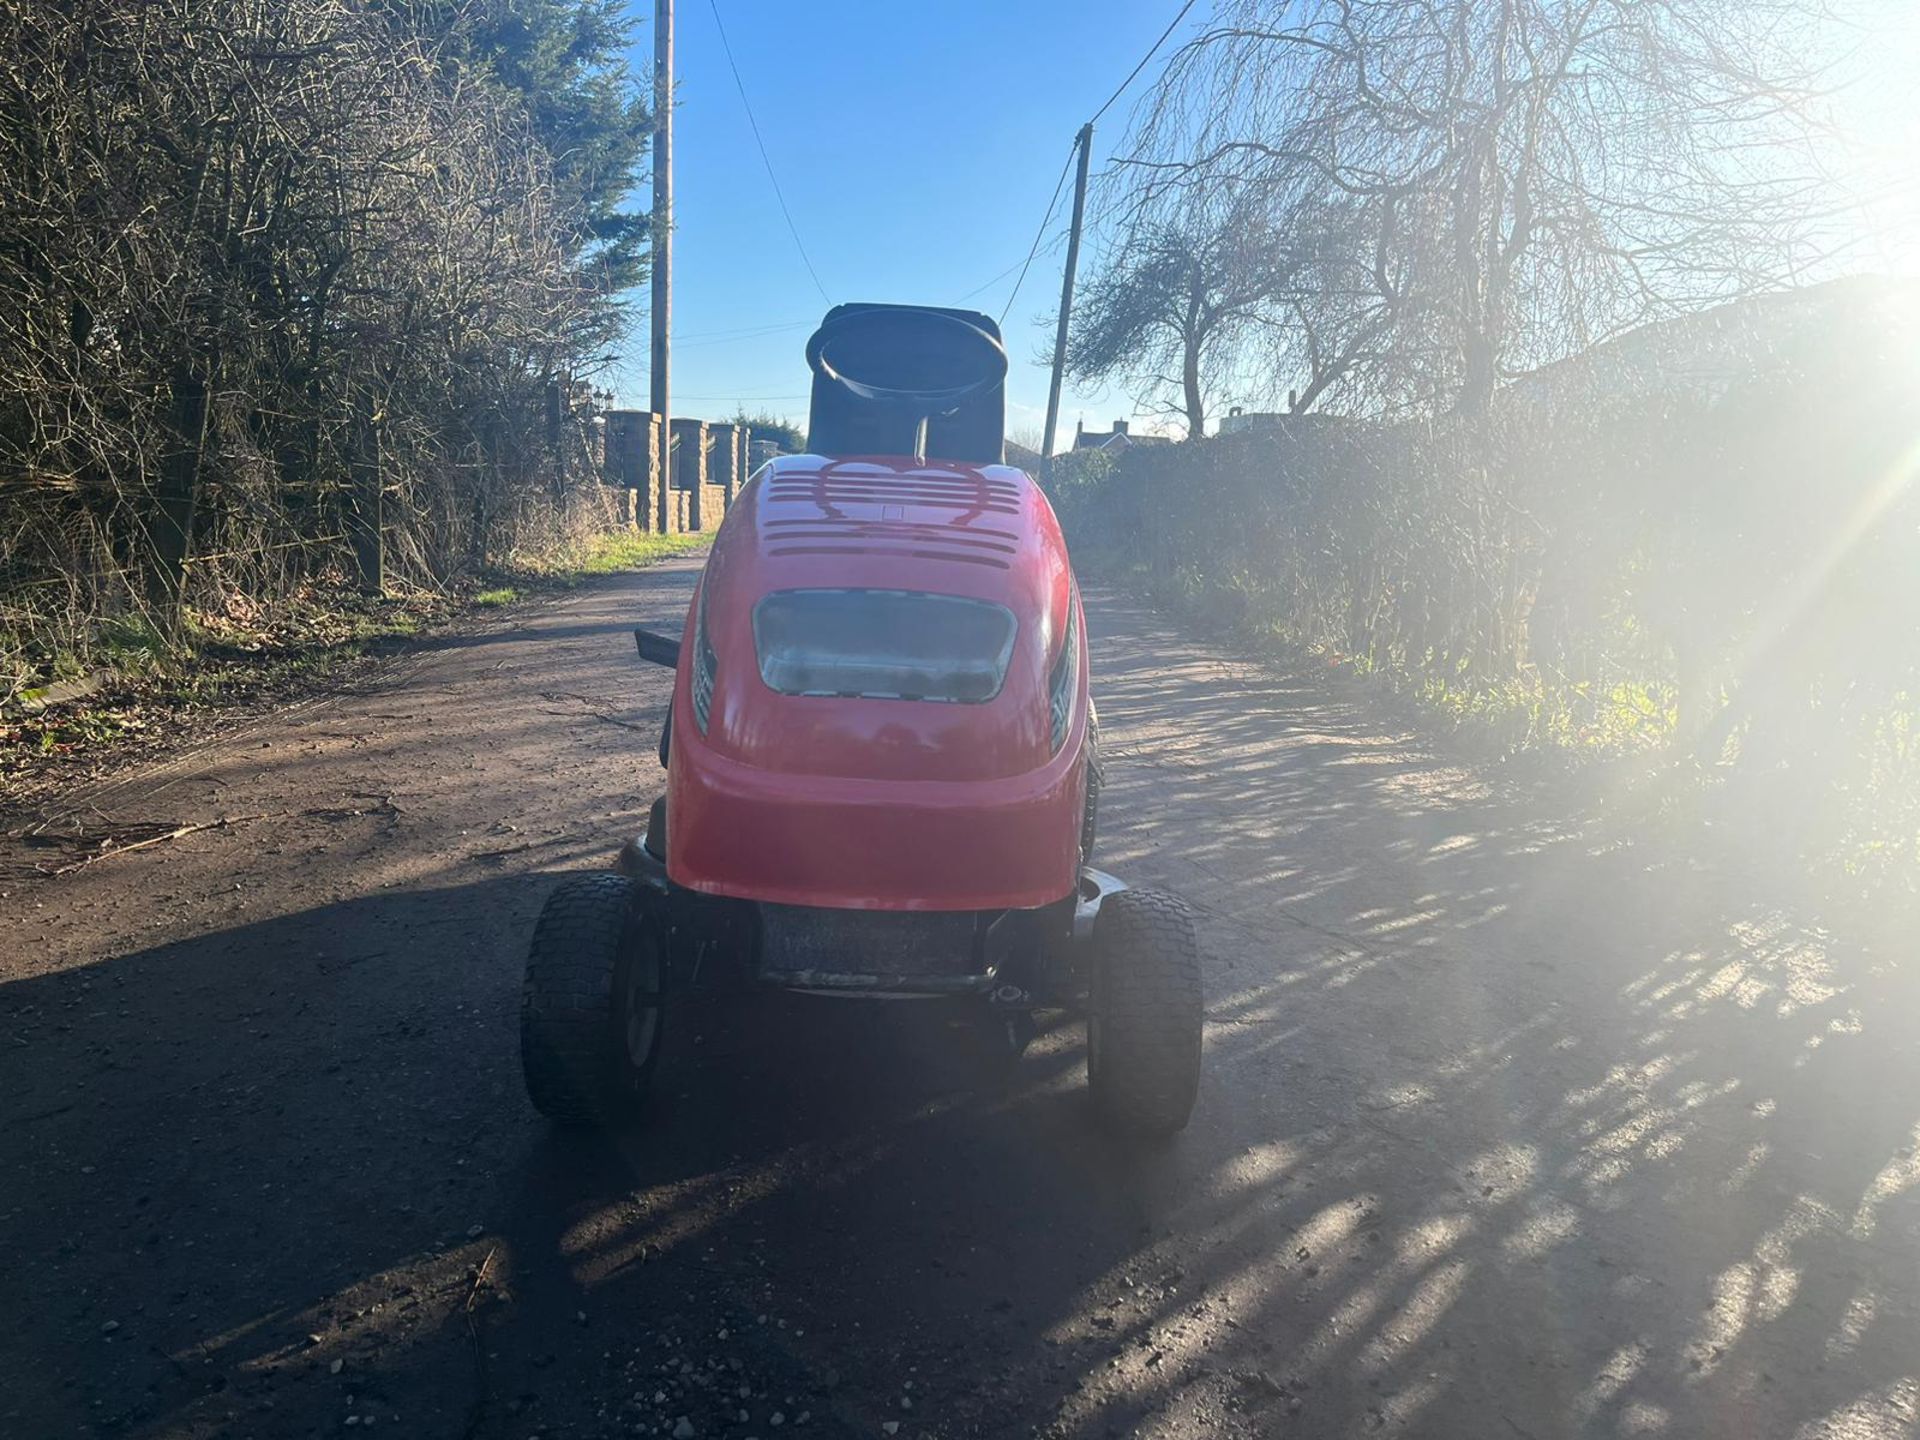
[
  {"x1": 1086, "y1": 888, "x2": 1202, "y2": 1137},
  {"x1": 521, "y1": 873, "x2": 665, "y2": 1126}
]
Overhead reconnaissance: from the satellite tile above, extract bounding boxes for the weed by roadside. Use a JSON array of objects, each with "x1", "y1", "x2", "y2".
[
  {"x1": 1, "y1": 530, "x2": 708, "y2": 810},
  {"x1": 1088, "y1": 553, "x2": 1920, "y2": 907},
  {"x1": 505, "y1": 530, "x2": 709, "y2": 582}
]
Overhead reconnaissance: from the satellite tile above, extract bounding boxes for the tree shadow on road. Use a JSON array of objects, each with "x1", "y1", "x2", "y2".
[
  {"x1": 1, "y1": 870, "x2": 1191, "y2": 1440},
  {"x1": 1053, "y1": 587, "x2": 1920, "y2": 1439}
]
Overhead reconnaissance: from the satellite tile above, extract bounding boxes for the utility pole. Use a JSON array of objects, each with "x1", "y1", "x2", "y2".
[
  {"x1": 650, "y1": 0, "x2": 673, "y2": 532},
  {"x1": 1041, "y1": 121, "x2": 1094, "y2": 477}
]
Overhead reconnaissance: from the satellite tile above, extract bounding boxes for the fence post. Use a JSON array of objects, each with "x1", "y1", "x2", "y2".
[
  {"x1": 348, "y1": 387, "x2": 384, "y2": 595},
  {"x1": 545, "y1": 376, "x2": 565, "y2": 504},
  {"x1": 147, "y1": 359, "x2": 212, "y2": 624}
]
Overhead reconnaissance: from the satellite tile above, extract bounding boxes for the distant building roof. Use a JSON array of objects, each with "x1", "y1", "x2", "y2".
[
  {"x1": 1217, "y1": 407, "x2": 1342, "y2": 438},
  {"x1": 1073, "y1": 418, "x2": 1171, "y2": 451},
  {"x1": 1003, "y1": 439, "x2": 1043, "y2": 472}
]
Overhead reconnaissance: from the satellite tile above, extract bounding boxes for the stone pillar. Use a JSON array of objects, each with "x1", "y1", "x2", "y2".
[
  {"x1": 606, "y1": 410, "x2": 668, "y2": 532},
  {"x1": 671, "y1": 418, "x2": 711, "y2": 530},
  {"x1": 668, "y1": 418, "x2": 706, "y2": 489},
  {"x1": 709, "y1": 422, "x2": 742, "y2": 505}
]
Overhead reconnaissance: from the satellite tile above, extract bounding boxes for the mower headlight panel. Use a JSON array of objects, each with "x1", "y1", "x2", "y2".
[
  {"x1": 691, "y1": 580, "x2": 717, "y2": 732},
  {"x1": 1048, "y1": 590, "x2": 1078, "y2": 753}
]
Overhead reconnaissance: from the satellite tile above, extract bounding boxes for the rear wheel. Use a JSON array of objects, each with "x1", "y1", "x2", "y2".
[
  {"x1": 521, "y1": 874, "x2": 665, "y2": 1126},
  {"x1": 1086, "y1": 888, "x2": 1202, "y2": 1137}
]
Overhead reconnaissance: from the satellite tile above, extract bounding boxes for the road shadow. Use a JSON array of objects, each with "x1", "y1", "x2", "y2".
[{"x1": 0, "y1": 872, "x2": 1182, "y2": 1440}]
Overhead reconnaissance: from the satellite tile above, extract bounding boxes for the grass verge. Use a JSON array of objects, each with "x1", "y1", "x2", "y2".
[
  {"x1": 1081, "y1": 551, "x2": 1920, "y2": 908},
  {"x1": 1, "y1": 529, "x2": 708, "y2": 811},
  {"x1": 504, "y1": 530, "x2": 710, "y2": 582}
]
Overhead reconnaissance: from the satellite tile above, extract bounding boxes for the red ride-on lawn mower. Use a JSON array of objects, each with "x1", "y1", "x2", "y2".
[{"x1": 520, "y1": 303, "x2": 1203, "y2": 1137}]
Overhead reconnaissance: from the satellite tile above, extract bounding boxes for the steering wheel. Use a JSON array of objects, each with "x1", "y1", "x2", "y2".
[{"x1": 806, "y1": 307, "x2": 1008, "y2": 418}]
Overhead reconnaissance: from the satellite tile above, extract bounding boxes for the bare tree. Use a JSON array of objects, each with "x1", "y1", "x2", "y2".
[
  {"x1": 0, "y1": 0, "x2": 644, "y2": 680},
  {"x1": 1068, "y1": 192, "x2": 1300, "y2": 438},
  {"x1": 1120, "y1": 0, "x2": 1837, "y2": 417}
]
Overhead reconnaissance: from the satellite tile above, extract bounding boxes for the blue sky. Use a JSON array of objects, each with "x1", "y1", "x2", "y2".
[
  {"x1": 608, "y1": 1, "x2": 1920, "y2": 445},
  {"x1": 607, "y1": 0, "x2": 1187, "y2": 445}
]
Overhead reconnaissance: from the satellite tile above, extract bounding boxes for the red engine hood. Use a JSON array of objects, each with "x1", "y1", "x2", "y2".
[{"x1": 689, "y1": 453, "x2": 1074, "y2": 783}]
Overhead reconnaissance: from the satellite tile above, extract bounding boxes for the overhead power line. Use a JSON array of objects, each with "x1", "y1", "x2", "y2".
[
  {"x1": 955, "y1": 255, "x2": 1036, "y2": 305},
  {"x1": 1089, "y1": 0, "x2": 1199, "y2": 124},
  {"x1": 705, "y1": 0, "x2": 833, "y2": 305},
  {"x1": 997, "y1": 143, "x2": 1078, "y2": 327},
  {"x1": 999, "y1": 0, "x2": 1201, "y2": 328},
  {"x1": 674, "y1": 319, "x2": 815, "y2": 348},
  {"x1": 674, "y1": 318, "x2": 813, "y2": 342},
  {"x1": 675, "y1": 390, "x2": 811, "y2": 403}
]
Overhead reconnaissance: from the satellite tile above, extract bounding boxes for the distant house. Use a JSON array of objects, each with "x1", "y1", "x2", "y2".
[
  {"x1": 1218, "y1": 407, "x2": 1286, "y2": 436},
  {"x1": 1003, "y1": 439, "x2": 1044, "y2": 473},
  {"x1": 1072, "y1": 418, "x2": 1171, "y2": 452},
  {"x1": 1216, "y1": 406, "x2": 1340, "y2": 440}
]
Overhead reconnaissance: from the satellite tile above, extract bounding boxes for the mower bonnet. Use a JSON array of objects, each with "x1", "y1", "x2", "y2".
[{"x1": 660, "y1": 303, "x2": 1088, "y2": 912}]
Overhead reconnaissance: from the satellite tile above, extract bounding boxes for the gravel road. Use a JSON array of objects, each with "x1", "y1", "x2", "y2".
[{"x1": 6, "y1": 554, "x2": 1919, "y2": 1440}]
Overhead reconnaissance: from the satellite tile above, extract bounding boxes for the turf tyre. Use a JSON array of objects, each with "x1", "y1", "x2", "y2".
[
  {"x1": 1087, "y1": 887, "x2": 1202, "y2": 1137},
  {"x1": 521, "y1": 873, "x2": 665, "y2": 1126}
]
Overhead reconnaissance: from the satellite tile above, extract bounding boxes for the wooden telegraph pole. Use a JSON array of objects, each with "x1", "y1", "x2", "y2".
[
  {"x1": 650, "y1": 0, "x2": 673, "y2": 532},
  {"x1": 1041, "y1": 122, "x2": 1094, "y2": 477}
]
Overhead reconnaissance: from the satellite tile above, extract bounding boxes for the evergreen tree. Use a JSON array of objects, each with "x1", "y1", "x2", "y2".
[{"x1": 383, "y1": 0, "x2": 652, "y2": 297}]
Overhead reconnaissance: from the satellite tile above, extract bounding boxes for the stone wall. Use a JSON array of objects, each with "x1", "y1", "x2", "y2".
[{"x1": 602, "y1": 409, "x2": 743, "y2": 535}]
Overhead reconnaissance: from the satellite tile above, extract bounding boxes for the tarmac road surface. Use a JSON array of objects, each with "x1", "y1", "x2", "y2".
[{"x1": 6, "y1": 553, "x2": 1920, "y2": 1439}]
